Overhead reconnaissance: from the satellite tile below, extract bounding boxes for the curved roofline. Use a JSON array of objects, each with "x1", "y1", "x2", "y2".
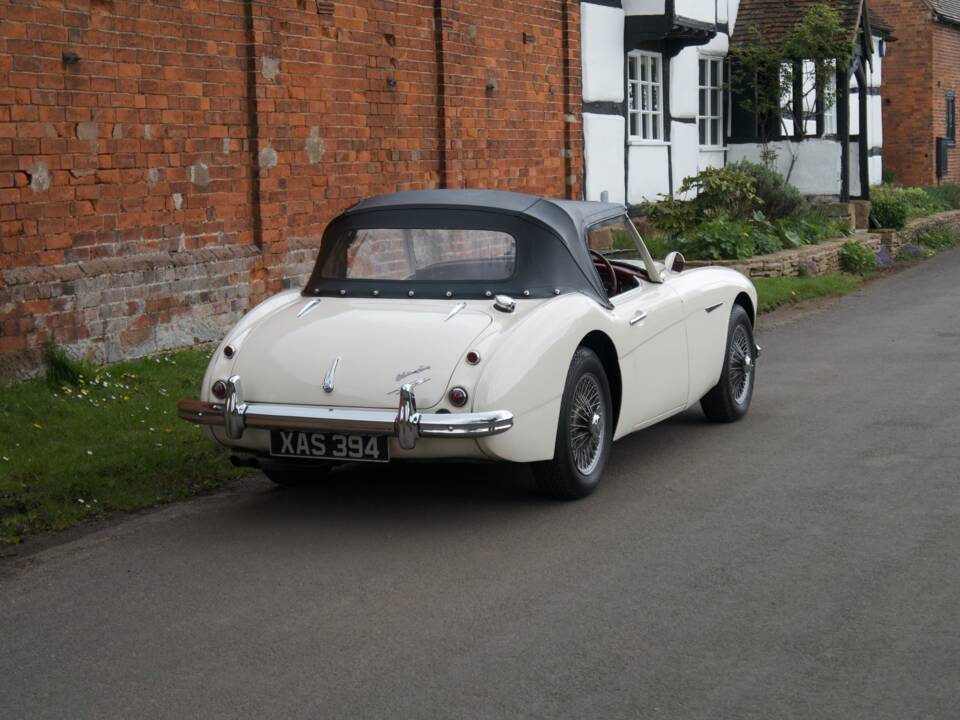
[{"x1": 345, "y1": 189, "x2": 626, "y2": 240}]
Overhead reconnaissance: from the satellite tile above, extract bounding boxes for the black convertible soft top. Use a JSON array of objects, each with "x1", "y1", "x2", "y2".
[{"x1": 303, "y1": 189, "x2": 627, "y2": 304}]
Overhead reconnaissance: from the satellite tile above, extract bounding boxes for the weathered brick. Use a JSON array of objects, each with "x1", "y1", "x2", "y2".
[{"x1": 0, "y1": 0, "x2": 583, "y2": 380}]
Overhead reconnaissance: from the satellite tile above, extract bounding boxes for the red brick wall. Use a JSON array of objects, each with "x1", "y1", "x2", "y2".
[
  {"x1": 0, "y1": 0, "x2": 584, "y2": 380},
  {"x1": 932, "y1": 21, "x2": 960, "y2": 183},
  {"x1": 871, "y1": 0, "x2": 936, "y2": 185},
  {"x1": 872, "y1": 0, "x2": 960, "y2": 185}
]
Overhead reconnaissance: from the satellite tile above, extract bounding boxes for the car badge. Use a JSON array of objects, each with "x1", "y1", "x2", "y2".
[
  {"x1": 388, "y1": 376, "x2": 430, "y2": 395},
  {"x1": 395, "y1": 365, "x2": 431, "y2": 382},
  {"x1": 322, "y1": 356, "x2": 340, "y2": 393}
]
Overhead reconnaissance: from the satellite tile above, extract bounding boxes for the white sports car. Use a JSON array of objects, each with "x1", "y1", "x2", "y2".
[{"x1": 178, "y1": 190, "x2": 759, "y2": 499}]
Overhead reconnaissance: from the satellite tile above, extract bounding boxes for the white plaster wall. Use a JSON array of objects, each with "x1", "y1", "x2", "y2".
[
  {"x1": 670, "y1": 121, "x2": 700, "y2": 199},
  {"x1": 849, "y1": 142, "x2": 861, "y2": 197},
  {"x1": 849, "y1": 88, "x2": 860, "y2": 136},
  {"x1": 584, "y1": 113, "x2": 626, "y2": 203},
  {"x1": 868, "y1": 36, "x2": 883, "y2": 87},
  {"x1": 698, "y1": 32, "x2": 729, "y2": 56},
  {"x1": 869, "y1": 156, "x2": 882, "y2": 187},
  {"x1": 627, "y1": 145, "x2": 670, "y2": 204},
  {"x1": 718, "y1": 0, "x2": 729, "y2": 24},
  {"x1": 581, "y1": 3, "x2": 625, "y2": 103},
  {"x1": 728, "y1": 140, "x2": 842, "y2": 195},
  {"x1": 868, "y1": 94, "x2": 883, "y2": 148},
  {"x1": 675, "y1": 0, "x2": 716, "y2": 24},
  {"x1": 670, "y1": 47, "x2": 700, "y2": 120},
  {"x1": 623, "y1": 0, "x2": 665, "y2": 14},
  {"x1": 699, "y1": 149, "x2": 726, "y2": 172}
]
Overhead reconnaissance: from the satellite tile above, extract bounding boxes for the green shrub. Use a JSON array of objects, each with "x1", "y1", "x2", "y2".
[
  {"x1": 870, "y1": 190, "x2": 910, "y2": 229},
  {"x1": 730, "y1": 160, "x2": 808, "y2": 219},
  {"x1": 923, "y1": 183, "x2": 960, "y2": 210},
  {"x1": 679, "y1": 215, "x2": 756, "y2": 260},
  {"x1": 646, "y1": 165, "x2": 762, "y2": 237},
  {"x1": 871, "y1": 184, "x2": 949, "y2": 228},
  {"x1": 881, "y1": 168, "x2": 897, "y2": 185},
  {"x1": 914, "y1": 222, "x2": 960, "y2": 250},
  {"x1": 839, "y1": 240, "x2": 877, "y2": 274}
]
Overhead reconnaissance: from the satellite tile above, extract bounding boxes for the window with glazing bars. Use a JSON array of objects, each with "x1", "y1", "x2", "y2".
[
  {"x1": 698, "y1": 57, "x2": 723, "y2": 146},
  {"x1": 628, "y1": 52, "x2": 663, "y2": 142}
]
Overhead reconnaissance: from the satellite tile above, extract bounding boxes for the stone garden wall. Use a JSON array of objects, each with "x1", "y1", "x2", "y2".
[{"x1": 684, "y1": 210, "x2": 960, "y2": 279}]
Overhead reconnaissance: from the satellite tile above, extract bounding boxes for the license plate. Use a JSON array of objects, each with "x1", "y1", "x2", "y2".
[{"x1": 270, "y1": 430, "x2": 390, "y2": 463}]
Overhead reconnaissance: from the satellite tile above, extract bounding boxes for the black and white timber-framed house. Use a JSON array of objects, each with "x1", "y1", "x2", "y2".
[
  {"x1": 579, "y1": 1, "x2": 894, "y2": 204},
  {"x1": 727, "y1": 0, "x2": 895, "y2": 201}
]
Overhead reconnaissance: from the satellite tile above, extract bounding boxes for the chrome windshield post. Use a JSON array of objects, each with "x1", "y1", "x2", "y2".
[
  {"x1": 224, "y1": 375, "x2": 247, "y2": 440},
  {"x1": 395, "y1": 382, "x2": 420, "y2": 450}
]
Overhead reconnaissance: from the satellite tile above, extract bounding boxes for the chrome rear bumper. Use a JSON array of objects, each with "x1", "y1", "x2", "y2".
[{"x1": 177, "y1": 376, "x2": 513, "y2": 451}]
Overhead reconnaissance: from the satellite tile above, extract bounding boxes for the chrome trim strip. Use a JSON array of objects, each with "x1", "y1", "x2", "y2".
[
  {"x1": 296, "y1": 298, "x2": 322, "y2": 318},
  {"x1": 177, "y1": 376, "x2": 514, "y2": 450},
  {"x1": 322, "y1": 356, "x2": 340, "y2": 394},
  {"x1": 445, "y1": 302, "x2": 467, "y2": 321}
]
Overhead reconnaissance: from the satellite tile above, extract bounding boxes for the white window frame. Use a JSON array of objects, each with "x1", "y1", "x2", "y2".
[
  {"x1": 698, "y1": 55, "x2": 725, "y2": 148},
  {"x1": 627, "y1": 51, "x2": 664, "y2": 144}
]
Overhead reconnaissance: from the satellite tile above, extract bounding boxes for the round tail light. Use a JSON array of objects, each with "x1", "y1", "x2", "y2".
[
  {"x1": 211, "y1": 380, "x2": 228, "y2": 399},
  {"x1": 466, "y1": 350, "x2": 481, "y2": 365},
  {"x1": 448, "y1": 386, "x2": 468, "y2": 407}
]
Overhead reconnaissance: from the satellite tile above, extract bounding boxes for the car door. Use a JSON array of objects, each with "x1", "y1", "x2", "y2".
[
  {"x1": 585, "y1": 217, "x2": 688, "y2": 434},
  {"x1": 610, "y1": 281, "x2": 688, "y2": 431}
]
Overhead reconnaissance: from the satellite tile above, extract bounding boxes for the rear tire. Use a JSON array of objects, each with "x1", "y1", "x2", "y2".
[
  {"x1": 700, "y1": 304, "x2": 756, "y2": 423},
  {"x1": 262, "y1": 462, "x2": 334, "y2": 486},
  {"x1": 531, "y1": 347, "x2": 613, "y2": 500}
]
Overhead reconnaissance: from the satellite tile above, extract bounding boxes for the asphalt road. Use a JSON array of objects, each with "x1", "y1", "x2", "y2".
[{"x1": 2, "y1": 252, "x2": 959, "y2": 719}]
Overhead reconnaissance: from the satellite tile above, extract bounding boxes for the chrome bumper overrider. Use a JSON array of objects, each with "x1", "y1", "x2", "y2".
[{"x1": 176, "y1": 375, "x2": 514, "y2": 451}]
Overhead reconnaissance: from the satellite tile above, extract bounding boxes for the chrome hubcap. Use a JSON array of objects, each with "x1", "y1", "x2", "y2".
[
  {"x1": 570, "y1": 374, "x2": 605, "y2": 474},
  {"x1": 729, "y1": 324, "x2": 754, "y2": 405}
]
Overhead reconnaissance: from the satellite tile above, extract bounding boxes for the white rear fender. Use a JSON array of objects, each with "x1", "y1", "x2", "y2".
[
  {"x1": 472, "y1": 294, "x2": 616, "y2": 463},
  {"x1": 201, "y1": 289, "x2": 302, "y2": 401}
]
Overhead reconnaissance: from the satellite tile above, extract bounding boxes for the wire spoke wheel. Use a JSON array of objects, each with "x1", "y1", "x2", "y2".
[
  {"x1": 568, "y1": 373, "x2": 605, "y2": 475},
  {"x1": 727, "y1": 324, "x2": 754, "y2": 406}
]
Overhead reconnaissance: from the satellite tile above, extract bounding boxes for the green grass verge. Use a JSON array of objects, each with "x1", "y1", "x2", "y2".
[
  {"x1": 0, "y1": 348, "x2": 243, "y2": 544},
  {"x1": 754, "y1": 274, "x2": 865, "y2": 313}
]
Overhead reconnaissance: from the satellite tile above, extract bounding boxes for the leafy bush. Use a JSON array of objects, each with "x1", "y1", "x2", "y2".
[
  {"x1": 871, "y1": 185, "x2": 950, "y2": 228},
  {"x1": 640, "y1": 164, "x2": 848, "y2": 261},
  {"x1": 730, "y1": 161, "x2": 808, "y2": 219},
  {"x1": 679, "y1": 215, "x2": 758, "y2": 260},
  {"x1": 870, "y1": 190, "x2": 910, "y2": 229},
  {"x1": 923, "y1": 183, "x2": 960, "y2": 210},
  {"x1": 913, "y1": 222, "x2": 960, "y2": 250},
  {"x1": 646, "y1": 165, "x2": 761, "y2": 236},
  {"x1": 839, "y1": 240, "x2": 878, "y2": 274}
]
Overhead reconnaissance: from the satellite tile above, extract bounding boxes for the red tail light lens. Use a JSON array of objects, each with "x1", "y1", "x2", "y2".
[
  {"x1": 448, "y1": 387, "x2": 468, "y2": 407},
  {"x1": 211, "y1": 380, "x2": 228, "y2": 399}
]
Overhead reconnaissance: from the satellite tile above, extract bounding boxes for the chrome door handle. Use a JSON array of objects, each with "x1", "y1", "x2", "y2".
[{"x1": 629, "y1": 310, "x2": 647, "y2": 325}]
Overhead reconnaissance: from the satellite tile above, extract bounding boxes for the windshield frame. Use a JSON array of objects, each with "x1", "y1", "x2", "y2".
[{"x1": 586, "y1": 214, "x2": 662, "y2": 284}]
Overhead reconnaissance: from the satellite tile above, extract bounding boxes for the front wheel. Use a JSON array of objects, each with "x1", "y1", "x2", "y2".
[
  {"x1": 531, "y1": 347, "x2": 613, "y2": 500},
  {"x1": 700, "y1": 304, "x2": 756, "y2": 422}
]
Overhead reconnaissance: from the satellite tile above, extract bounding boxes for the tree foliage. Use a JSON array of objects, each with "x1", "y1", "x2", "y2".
[{"x1": 730, "y1": 2, "x2": 856, "y2": 153}]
